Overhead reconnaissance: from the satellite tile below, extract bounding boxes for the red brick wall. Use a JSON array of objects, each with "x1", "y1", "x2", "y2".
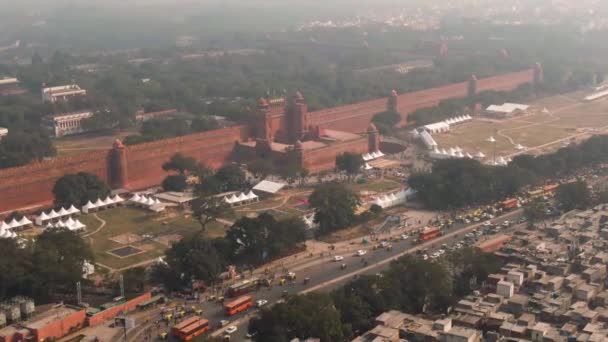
[
  {"x1": 124, "y1": 125, "x2": 249, "y2": 190},
  {"x1": 308, "y1": 69, "x2": 534, "y2": 133},
  {"x1": 87, "y1": 292, "x2": 152, "y2": 327},
  {"x1": 33, "y1": 308, "x2": 87, "y2": 341},
  {"x1": 302, "y1": 138, "x2": 369, "y2": 173},
  {"x1": 0, "y1": 69, "x2": 533, "y2": 214},
  {"x1": 0, "y1": 151, "x2": 110, "y2": 214}
]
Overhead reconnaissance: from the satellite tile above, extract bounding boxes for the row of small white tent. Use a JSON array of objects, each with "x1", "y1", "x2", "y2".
[
  {"x1": 0, "y1": 216, "x2": 33, "y2": 230},
  {"x1": 431, "y1": 147, "x2": 486, "y2": 160},
  {"x1": 82, "y1": 195, "x2": 126, "y2": 213},
  {"x1": 224, "y1": 191, "x2": 259, "y2": 206},
  {"x1": 372, "y1": 189, "x2": 409, "y2": 209},
  {"x1": 443, "y1": 115, "x2": 472, "y2": 125},
  {"x1": 45, "y1": 217, "x2": 86, "y2": 231},
  {"x1": 130, "y1": 194, "x2": 163, "y2": 207},
  {"x1": 491, "y1": 156, "x2": 512, "y2": 166},
  {"x1": 362, "y1": 150, "x2": 384, "y2": 161},
  {"x1": 0, "y1": 229, "x2": 18, "y2": 239},
  {"x1": 36, "y1": 205, "x2": 81, "y2": 225}
]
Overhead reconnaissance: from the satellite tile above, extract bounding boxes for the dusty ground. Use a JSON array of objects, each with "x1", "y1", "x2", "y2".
[{"x1": 432, "y1": 91, "x2": 608, "y2": 162}]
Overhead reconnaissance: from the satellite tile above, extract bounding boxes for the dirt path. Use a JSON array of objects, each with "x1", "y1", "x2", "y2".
[{"x1": 82, "y1": 213, "x2": 106, "y2": 237}]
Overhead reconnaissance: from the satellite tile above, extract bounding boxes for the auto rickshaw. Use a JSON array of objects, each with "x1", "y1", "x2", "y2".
[
  {"x1": 158, "y1": 332, "x2": 168, "y2": 340},
  {"x1": 340, "y1": 263, "x2": 347, "y2": 270},
  {"x1": 303, "y1": 277, "x2": 310, "y2": 285}
]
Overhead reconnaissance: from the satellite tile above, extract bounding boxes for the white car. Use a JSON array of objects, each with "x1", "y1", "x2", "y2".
[
  {"x1": 356, "y1": 250, "x2": 367, "y2": 256},
  {"x1": 380, "y1": 241, "x2": 389, "y2": 248},
  {"x1": 422, "y1": 254, "x2": 429, "y2": 260},
  {"x1": 225, "y1": 326, "x2": 238, "y2": 334},
  {"x1": 401, "y1": 234, "x2": 410, "y2": 240},
  {"x1": 256, "y1": 299, "x2": 268, "y2": 308},
  {"x1": 438, "y1": 249, "x2": 445, "y2": 255},
  {"x1": 333, "y1": 255, "x2": 344, "y2": 261}
]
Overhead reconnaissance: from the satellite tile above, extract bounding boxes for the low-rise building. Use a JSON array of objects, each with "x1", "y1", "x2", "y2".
[
  {"x1": 441, "y1": 326, "x2": 481, "y2": 342},
  {"x1": 46, "y1": 111, "x2": 94, "y2": 137},
  {"x1": 41, "y1": 84, "x2": 87, "y2": 103}
]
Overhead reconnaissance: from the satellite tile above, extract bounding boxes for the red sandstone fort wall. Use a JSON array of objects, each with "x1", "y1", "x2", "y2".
[
  {"x1": 124, "y1": 125, "x2": 249, "y2": 190},
  {"x1": 0, "y1": 69, "x2": 534, "y2": 214},
  {"x1": 308, "y1": 69, "x2": 534, "y2": 133},
  {"x1": 0, "y1": 151, "x2": 110, "y2": 214},
  {"x1": 302, "y1": 137, "x2": 369, "y2": 173}
]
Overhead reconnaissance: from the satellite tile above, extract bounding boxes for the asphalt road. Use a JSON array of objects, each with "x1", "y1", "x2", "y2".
[{"x1": 180, "y1": 209, "x2": 524, "y2": 342}]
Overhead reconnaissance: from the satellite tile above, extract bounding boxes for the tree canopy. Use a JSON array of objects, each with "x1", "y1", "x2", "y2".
[
  {"x1": 309, "y1": 183, "x2": 360, "y2": 236},
  {"x1": 556, "y1": 180, "x2": 591, "y2": 211},
  {"x1": 249, "y1": 248, "x2": 502, "y2": 339},
  {"x1": 249, "y1": 293, "x2": 350, "y2": 342},
  {"x1": 161, "y1": 174, "x2": 188, "y2": 192},
  {"x1": 225, "y1": 213, "x2": 307, "y2": 266},
  {"x1": 52, "y1": 172, "x2": 111, "y2": 207},
  {"x1": 0, "y1": 228, "x2": 93, "y2": 303},
  {"x1": 336, "y1": 152, "x2": 364, "y2": 181},
  {"x1": 409, "y1": 135, "x2": 608, "y2": 210},
  {"x1": 162, "y1": 153, "x2": 199, "y2": 175},
  {"x1": 0, "y1": 130, "x2": 56, "y2": 169}
]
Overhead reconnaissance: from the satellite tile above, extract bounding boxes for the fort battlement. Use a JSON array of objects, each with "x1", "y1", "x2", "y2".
[{"x1": 0, "y1": 68, "x2": 537, "y2": 214}]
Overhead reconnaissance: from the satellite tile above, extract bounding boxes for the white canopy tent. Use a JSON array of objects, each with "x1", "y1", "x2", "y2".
[
  {"x1": 224, "y1": 191, "x2": 259, "y2": 206},
  {"x1": 252, "y1": 180, "x2": 286, "y2": 194}
]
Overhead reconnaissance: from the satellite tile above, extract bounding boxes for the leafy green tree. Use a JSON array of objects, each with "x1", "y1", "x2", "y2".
[
  {"x1": 524, "y1": 198, "x2": 546, "y2": 225},
  {"x1": 191, "y1": 195, "x2": 231, "y2": 234},
  {"x1": 372, "y1": 110, "x2": 401, "y2": 133},
  {"x1": 52, "y1": 172, "x2": 110, "y2": 207},
  {"x1": 226, "y1": 213, "x2": 306, "y2": 266},
  {"x1": 191, "y1": 117, "x2": 220, "y2": 132},
  {"x1": 121, "y1": 267, "x2": 146, "y2": 294},
  {"x1": 248, "y1": 293, "x2": 349, "y2": 342},
  {"x1": 214, "y1": 164, "x2": 247, "y2": 192},
  {"x1": 31, "y1": 228, "x2": 94, "y2": 301},
  {"x1": 161, "y1": 235, "x2": 225, "y2": 289},
  {"x1": 336, "y1": 152, "x2": 364, "y2": 181},
  {"x1": 556, "y1": 180, "x2": 591, "y2": 211},
  {"x1": 161, "y1": 175, "x2": 188, "y2": 192},
  {"x1": 248, "y1": 158, "x2": 275, "y2": 179},
  {"x1": 309, "y1": 183, "x2": 359, "y2": 235},
  {"x1": 0, "y1": 238, "x2": 32, "y2": 301},
  {"x1": 162, "y1": 153, "x2": 198, "y2": 175},
  {"x1": 0, "y1": 131, "x2": 56, "y2": 169}
]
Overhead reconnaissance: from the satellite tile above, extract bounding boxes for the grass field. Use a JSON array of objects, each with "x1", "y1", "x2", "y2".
[
  {"x1": 349, "y1": 178, "x2": 402, "y2": 193},
  {"x1": 85, "y1": 207, "x2": 225, "y2": 269},
  {"x1": 54, "y1": 130, "x2": 138, "y2": 156},
  {"x1": 432, "y1": 91, "x2": 608, "y2": 160}
]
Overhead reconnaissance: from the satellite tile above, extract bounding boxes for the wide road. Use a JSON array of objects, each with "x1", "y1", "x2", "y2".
[{"x1": 142, "y1": 210, "x2": 524, "y2": 342}]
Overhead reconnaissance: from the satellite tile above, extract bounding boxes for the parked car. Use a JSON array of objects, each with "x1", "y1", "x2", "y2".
[
  {"x1": 256, "y1": 299, "x2": 268, "y2": 308},
  {"x1": 333, "y1": 255, "x2": 344, "y2": 261}
]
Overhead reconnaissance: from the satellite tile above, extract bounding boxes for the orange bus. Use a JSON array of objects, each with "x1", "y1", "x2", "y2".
[
  {"x1": 224, "y1": 295, "x2": 253, "y2": 316},
  {"x1": 418, "y1": 227, "x2": 441, "y2": 241},
  {"x1": 171, "y1": 316, "x2": 210, "y2": 341},
  {"x1": 543, "y1": 184, "x2": 559, "y2": 196},
  {"x1": 500, "y1": 198, "x2": 519, "y2": 211}
]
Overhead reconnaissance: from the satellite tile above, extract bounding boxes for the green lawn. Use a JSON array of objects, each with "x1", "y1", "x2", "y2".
[
  {"x1": 84, "y1": 207, "x2": 225, "y2": 269},
  {"x1": 349, "y1": 179, "x2": 402, "y2": 193}
]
